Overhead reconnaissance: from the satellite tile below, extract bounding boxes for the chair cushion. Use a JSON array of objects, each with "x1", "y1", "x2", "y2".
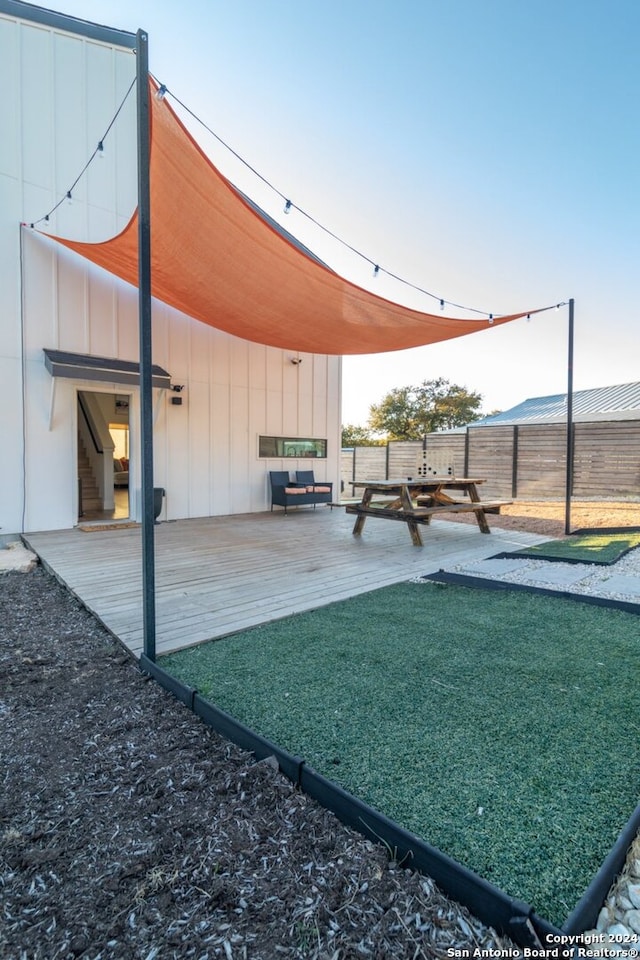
[
  {"x1": 284, "y1": 487, "x2": 308, "y2": 495},
  {"x1": 308, "y1": 485, "x2": 331, "y2": 493}
]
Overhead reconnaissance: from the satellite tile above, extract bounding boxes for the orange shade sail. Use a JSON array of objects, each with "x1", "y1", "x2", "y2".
[{"x1": 46, "y1": 79, "x2": 541, "y2": 355}]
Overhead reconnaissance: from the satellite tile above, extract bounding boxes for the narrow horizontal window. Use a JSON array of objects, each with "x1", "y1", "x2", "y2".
[{"x1": 259, "y1": 436, "x2": 327, "y2": 458}]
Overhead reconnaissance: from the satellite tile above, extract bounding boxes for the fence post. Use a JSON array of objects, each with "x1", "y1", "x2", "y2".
[{"x1": 512, "y1": 425, "x2": 519, "y2": 499}]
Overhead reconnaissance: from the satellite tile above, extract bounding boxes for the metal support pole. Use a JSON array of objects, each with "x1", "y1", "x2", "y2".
[
  {"x1": 564, "y1": 298, "x2": 575, "y2": 536},
  {"x1": 136, "y1": 29, "x2": 156, "y2": 660},
  {"x1": 511, "y1": 425, "x2": 518, "y2": 500}
]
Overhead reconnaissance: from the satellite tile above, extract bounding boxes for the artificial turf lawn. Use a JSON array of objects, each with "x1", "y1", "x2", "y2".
[
  {"x1": 161, "y1": 581, "x2": 640, "y2": 927},
  {"x1": 512, "y1": 531, "x2": 640, "y2": 564}
]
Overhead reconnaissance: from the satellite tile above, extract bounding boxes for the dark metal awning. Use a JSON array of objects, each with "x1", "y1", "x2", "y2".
[{"x1": 43, "y1": 349, "x2": 171, "y2": 389}]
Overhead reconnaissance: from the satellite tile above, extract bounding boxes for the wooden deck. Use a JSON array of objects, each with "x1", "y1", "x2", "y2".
[{"x1": 23, "y1": 507, "x2": 546, "y2": 658}]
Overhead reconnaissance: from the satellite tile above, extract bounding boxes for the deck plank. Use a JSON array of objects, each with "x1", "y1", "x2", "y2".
[{"x1": 24, "y1": 508, "x2": 546, "y2": 657}]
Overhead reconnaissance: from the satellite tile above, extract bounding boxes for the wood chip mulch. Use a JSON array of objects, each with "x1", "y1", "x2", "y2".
[{"x1": 1, "y1": 566, "x2": 518, "y2": 960}]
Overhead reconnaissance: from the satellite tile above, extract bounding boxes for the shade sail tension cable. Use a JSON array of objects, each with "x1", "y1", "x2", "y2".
[
  {"x1": 155, "y1": 77, "x2": 568, "y2": 321},
  {"x1": 25, "y1": 68, "x2": 568, "y2": 324}
]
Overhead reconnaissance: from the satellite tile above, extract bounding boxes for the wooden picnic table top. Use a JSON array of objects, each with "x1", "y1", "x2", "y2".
[{"x1": 352, "y1": 477, "x2": 486, "y2": 489}]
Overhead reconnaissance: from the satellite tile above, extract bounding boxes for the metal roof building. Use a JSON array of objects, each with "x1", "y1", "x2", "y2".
[{"x1": 473, "y1": 382, "x2": 640, "y2": 427}]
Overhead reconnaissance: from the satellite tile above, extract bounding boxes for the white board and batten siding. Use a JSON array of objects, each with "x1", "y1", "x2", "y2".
[
  {"x1": 152, "y1": 302, "x2": 340, "y2": 520},
  {"x1": 1, "y1": 3, "x2": 341, "y2": 534}
]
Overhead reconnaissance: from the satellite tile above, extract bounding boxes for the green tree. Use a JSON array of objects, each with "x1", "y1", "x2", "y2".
[
  {"x1": 368, "y1": 378, "x2": 483, "y2": 440},
  {"x1": 341, "y1": 423, "x2": 384, "y2": 447}
]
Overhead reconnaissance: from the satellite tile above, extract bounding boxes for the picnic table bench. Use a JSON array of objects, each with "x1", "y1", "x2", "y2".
[{"x1": 346, "y1": 478, "x2": 512, "y2": 546}]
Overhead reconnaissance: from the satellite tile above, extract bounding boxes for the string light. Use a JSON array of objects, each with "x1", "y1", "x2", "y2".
[
  {"x1": 27, "y1": 72, "x2": 570, "y2": 325},
  {"x1": 159, "y1": 79, "x2": 571, "y2": 323},
  {"x1": 26, "y1": 76, "x2": 136, "y2": 229}
]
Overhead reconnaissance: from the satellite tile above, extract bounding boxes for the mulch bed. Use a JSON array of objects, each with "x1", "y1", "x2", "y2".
[{"x1": 1, "y1": 566, "x2": 514, "y2": 960}]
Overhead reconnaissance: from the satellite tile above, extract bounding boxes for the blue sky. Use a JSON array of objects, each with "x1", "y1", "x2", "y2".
[{"x1": 41, "y1": 0, "x2": 639, "y2": 422}]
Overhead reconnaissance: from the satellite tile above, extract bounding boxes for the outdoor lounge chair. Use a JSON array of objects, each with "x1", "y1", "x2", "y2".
[
  {"x1": 295, "y1": 470, "x2": 333, "y2": 500},
  {"x1": 269, "y1": 471, "x2": 333, "y2": 513}
]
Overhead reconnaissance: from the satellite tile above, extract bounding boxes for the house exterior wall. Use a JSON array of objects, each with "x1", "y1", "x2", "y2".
[{"x1": 1, "y1": 3, "x2": 341, "y2": 534}]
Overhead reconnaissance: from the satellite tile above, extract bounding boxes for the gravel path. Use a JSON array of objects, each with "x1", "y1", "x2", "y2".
[{"x1": 448, "y1": 542, "x2": 640, "y2": 604}]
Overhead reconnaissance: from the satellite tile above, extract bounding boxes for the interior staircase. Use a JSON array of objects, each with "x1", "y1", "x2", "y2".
[{"x1": 77, "y1": 436, "x2": 102, "y2": 516}]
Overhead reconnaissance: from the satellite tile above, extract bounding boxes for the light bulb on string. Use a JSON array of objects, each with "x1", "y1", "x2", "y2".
[{"x1": 22, "y1": 72, "x2": 561, "y2": 329}]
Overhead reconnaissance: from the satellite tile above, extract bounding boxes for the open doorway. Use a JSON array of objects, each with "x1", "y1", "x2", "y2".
[{"x1": 77, "y1": 391, "x2": 130, "y2": 522}]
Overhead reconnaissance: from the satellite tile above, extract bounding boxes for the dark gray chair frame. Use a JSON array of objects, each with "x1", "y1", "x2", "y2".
[
  {"x1": 295, "y1": 470, "x2": 333, "y2": 500},
  {"x1": 269, "y1": 471, "x2": 333, "y2": 513}
]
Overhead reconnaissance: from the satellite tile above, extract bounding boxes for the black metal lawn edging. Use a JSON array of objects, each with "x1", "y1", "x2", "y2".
[
  {"x1": 140, "y1": 654, "x2": 576, "y2": 949},
  {"x1": 489, "y1": 527, "x2": 640, "y2": 567},
  {"x1": 572, "y1": 527, "x2": 640, "y2": 536},
  {"x1": 490, "y1": 550, "x2": 635, "y2": 567},
  {"x1": 426, "y1": 570, "x2": 640, "y2": 616}
]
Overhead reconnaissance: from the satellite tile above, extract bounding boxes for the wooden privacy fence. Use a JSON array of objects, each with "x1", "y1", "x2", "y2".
[{"x1": 341, "y1": 421, "x2": 640, "y2": 501}]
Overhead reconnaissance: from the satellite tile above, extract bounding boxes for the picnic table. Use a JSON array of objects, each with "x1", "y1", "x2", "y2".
[{"x1": 346, "y1": 477, "x2": 510, "y2": 546}]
